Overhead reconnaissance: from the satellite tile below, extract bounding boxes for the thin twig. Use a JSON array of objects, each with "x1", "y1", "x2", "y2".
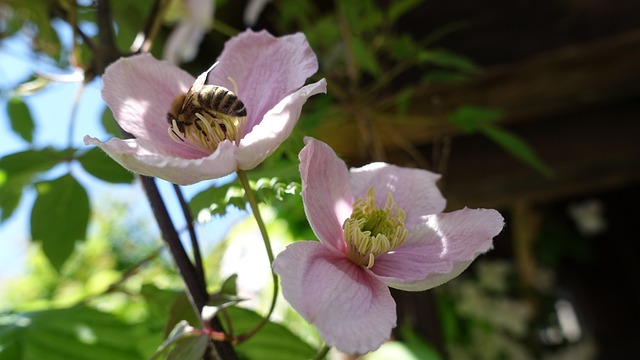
[
  {"x1": 235, "y1": 170, "x2": 279, "y2": 343},
  {"x1": 173, "y1": 183, "x2": 206, "y2": 293}
]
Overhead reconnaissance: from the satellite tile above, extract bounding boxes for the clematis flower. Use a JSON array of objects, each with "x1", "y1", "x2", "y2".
[
  {"x1": 84, "y1": 30, "x2": 326, "y2": 185},
  {"x1": 273, "y1": 138, "x2": 504, "y2": 354}
]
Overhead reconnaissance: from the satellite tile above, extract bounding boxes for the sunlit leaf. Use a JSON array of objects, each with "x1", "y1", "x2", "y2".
[
  {"x1": 0, "y1": 305, "x2": 152, "y2": 360},
  {"x1": 78, "y1": 147, "x2": 135, "y2": 184},
  {"x1": 480, "y1": 126, "x2": 554, "y2": 177},
  {"x1": 6, "y1": 97, "x2": 35, "y2": 143},
  {"x1": 226, "y1": 307, "x2": 316, "y2": 360},
  {"x1": 0, "y1": 148, "x2": 68, "y2": 221},
  {"x1": 399, "y1": 326, "x2": 444, "y2": 360},
  {"x1": 30, "y1": 174, "x2": 90, "y2": 272}
]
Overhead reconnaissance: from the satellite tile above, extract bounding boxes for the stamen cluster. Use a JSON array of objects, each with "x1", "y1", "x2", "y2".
[{"x1": 343, "y1": 187, "x2": 408, "y2": 268}]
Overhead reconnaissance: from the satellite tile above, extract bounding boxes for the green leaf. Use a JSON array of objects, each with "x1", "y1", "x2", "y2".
[
  {"x1": 30, "y1": 174, "x2": 90, "y2": 272},
  {"x1": 388, "y1": 0, "x2": 423, "y2": 22},
  {"x1": 0, "y1": 305, "x2": 152, "y2": 360},
  {"x1": 399, "y1": 326, "x2": 444, "y2": 360},
  {"x1": 419, "y1": 49, "x2": 478, "y2": 73},
  {"x1": 164, "y1": 293, "x2": 200, "y2": 338},
  {"x1": 151, "y1": 320, "x2": 206, "y2": 360},
  {"x1": 0, "y1": 148, "x2": 68, "y2": 221},
  {"x1": 219, "y1": 274, "x2": 238, "y2": 296},
  {"x1": 167, "y1": 333, "x2": 208, "y2": 360},
  {"x1": 480, "y1": 126, "x2": 554, "y2": 177},
  {"x1": 350, "y1": 35, "x2": 381, "y2": 76},
  {"x1": 448, "y1": 106, "x2": 503, "y2": 133},
  {"x1": 78, "y1": 147, "x2": 134, "y2": 184},
  {"x1": 6, "y1": 97, "x2": 35, "y2": 143},
  {"x1": 226, "y1": 307, "x2": 316, "y2": 360},
  {"x1": 100, "y1": 107, "x2": 121, "y2": 137}
]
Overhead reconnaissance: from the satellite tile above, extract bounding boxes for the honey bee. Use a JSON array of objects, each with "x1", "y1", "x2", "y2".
[{"x1": 167, "y1": 62, "x2": 247, "y2": 145}]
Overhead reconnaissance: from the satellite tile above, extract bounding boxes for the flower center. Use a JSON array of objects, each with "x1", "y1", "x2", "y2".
[
  {"x1": 343, "y1": 187, "x2": 408, "y2": 268},
  {"x1": 167, "y1": 84, "x2": 247, "y2": 154}
]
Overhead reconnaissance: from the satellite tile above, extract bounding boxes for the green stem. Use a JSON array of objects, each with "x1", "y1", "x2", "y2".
[
  {"x1": 235, "y1": 170, "x2": 279, "y2": 342},
  {"x1": 312, "y1": 344, "x2": 331, "y2": 360}
]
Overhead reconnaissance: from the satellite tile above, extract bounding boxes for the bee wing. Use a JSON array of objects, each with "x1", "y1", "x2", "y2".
[{"x1": 190, "y1": 61, "x2": 220, "y2": 92}]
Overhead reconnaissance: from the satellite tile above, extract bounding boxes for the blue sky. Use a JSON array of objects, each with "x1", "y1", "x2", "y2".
[{"x1": 0, "y1": 32, "x2": 245, "y2": 286}]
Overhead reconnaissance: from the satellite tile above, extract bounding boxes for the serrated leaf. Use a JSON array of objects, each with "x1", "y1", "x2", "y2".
[
  {"x1": 6, "y1": 97, "x2": 35, "y2": 143},
  {"x1": 100, "y1": 107, "x2": 121, "y2": 137},
  {"x1": 30, "y1": 174, "x2": 90, "y2": 272},
  {"x1": 0, "y1": 305, "x2": 152, "y2": 360},
  {"x1": 480, "y1": 126, "x2": 554, "y2": 177},
  {"x1": 78, "y1": 147, "x2": 134, "y2": 183},
  {"x1": 227, "y1": 307, "x2": 316, "y2": 360}
]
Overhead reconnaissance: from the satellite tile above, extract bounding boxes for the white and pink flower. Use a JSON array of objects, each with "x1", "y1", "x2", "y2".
[
  {"x1": 273, "y1": 138, "x2": 504, "y2": 354},
  {"x1": 85, "y1": 30, "x2": 326, "y2": 185}
]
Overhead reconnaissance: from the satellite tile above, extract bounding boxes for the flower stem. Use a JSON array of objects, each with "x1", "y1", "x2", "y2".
[
  {"x1": 312, "y1": 344, "x2": 331, "y2": 360},
  {"x1": 235, "y1": 170, "x2": 279, "y2": 341}
]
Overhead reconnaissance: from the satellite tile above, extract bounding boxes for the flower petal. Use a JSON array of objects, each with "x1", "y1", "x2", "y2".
[
  {"x1": 83, "y1": 136, "x2": 238, "y2": 185},
  {"x1": 273, "y1": 241, "x2": 396, "y2": 354},
  {"x1": 235, "y1": 79, "x2": 326, "y2": 170},
  {"x1": 207, "y1": 30, "x2": 319, "y2": 136},
  {"x1": 349, "y1": 163, "x2": 446, "y2": 227},
  {"x1": 101, "y1": 53, "x2": 206, "y2": 159},
  {"x1": 298, "y1": 137, "x2": 353, "y2": 254},
  {"x1": 373, "y1": 208, "x2": 504, "y2": 291}
]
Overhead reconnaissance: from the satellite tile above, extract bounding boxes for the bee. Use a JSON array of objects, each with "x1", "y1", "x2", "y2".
[{"x1": 167, "y1": 62, "x2": 247, "y2": 145}]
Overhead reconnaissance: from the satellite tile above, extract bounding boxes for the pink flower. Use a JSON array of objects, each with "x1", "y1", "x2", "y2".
[
  {"x1": 273, "y1": 138, "x2": 504, "y2": 354},
  {"x1": 84, "y1": 30, "x2": 326, "y2": 185}
]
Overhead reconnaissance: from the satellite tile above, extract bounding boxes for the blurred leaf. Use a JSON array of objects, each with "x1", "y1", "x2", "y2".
[
  {"x1": 448, "y1": 106, "x2": 503, "y2": 133},
  {"x1": 166, "y1": 334, "x2": 208, "y2": 360},
  {"x1": 164, "y1": 293, "x2": 199, "y2": 338},
  {"x1": 226, "y1": 307, "x2": 316, "y2": 360},
  {"x1": 0, "y1": 305, "x2": 152, "y2": 360},
  {"x1": 419, "y1": 49, "x2": 478, "y2": 73},
  {"x1": 6, "y1": 97, "x2": 35, "y2": 143},
  {"x1": 350, "y1": 35, "x2": 381, "y2": 76},
  {"x1": 100, "y1": 107, "x2": 121, "y2": 137},
  {"x1": 0, "y1": 148, "x2": 68, "y2": 221},
  {"x1": 151, "y1": 320, "x2": 206, "y2": 360},
  {"x1": 449, "y1": 106, "x2": 553, "y2": 177},
  {"x1": 219, "y1": 274, "x2": 238, "y2": 296},
  {"x1": 481, "y1": 126, "x2": 554, "y2": 177},
  {"x1": 30, "y1": 174, "x2": 90, "y2": 272},
  {"x1": 78, "y1": 147, "x2": 134, "y2": 184},
  {"x1": 399, "y1": 326, "x2": 444, "y2": 360},
  {"x1": 388, "y1": 0, "x2": 423, "y2": 22}
]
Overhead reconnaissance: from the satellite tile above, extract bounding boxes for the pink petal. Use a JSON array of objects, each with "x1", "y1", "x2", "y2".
[
  {"x1": 235, "y1": 79, "x2": 326, "y2": 170},
  {"x1": 299, "y1": 138, "x2": 353, "y2": 254},
  {"x1": 207, "y1": 30, "x2": 319, "y2": 136},
  {"x1": 101, "y1": 54, "x2": 206, "y2": 159},
  {"x1": 83, "y1": 136, "x2": 238, "y2": 185},
  {"x1": 373, "y1": 208, "x2": 504, "y2": 291},
  {"x1": 349, "y1": 163, "x2": 446, "y2": 228},
  {"x1": 273, "y1": 241, "x2": 396, "y2": 354}
]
